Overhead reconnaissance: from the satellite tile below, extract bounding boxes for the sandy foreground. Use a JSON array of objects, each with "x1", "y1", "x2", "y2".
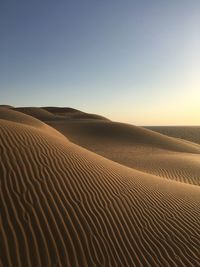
[{"x1": 0, "y1": 107, "x2": 200, "y2": 267}]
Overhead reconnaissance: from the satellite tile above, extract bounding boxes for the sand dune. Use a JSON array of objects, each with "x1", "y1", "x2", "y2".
[
  {"x1": 9, "y1": 107, "x2": 200, "y2": 185},
  {"x1": 46, "y1": 120, "x2": 200, "y2": 153},
  {"x1": 5, "y1": 106, "x2": 200, "y2": 185},
  {"x1": 43, "y1": 107, "x2": 109, "y2": 120},
  {"x1": 46, "y1": 120, "x2": 200, "y2": 186},
  {"x1": 1, "y1": 108, "x2": 200, "y2": 267},
  {"x1": 13, "y1": 107, "x2": 58, "y2": 121},
  {"x1": 12, "y1": 107, "x2": 109, "y2": 121},
  {"x1": 0, "y1": 105, "x2": 13, "y2": 109},
  {"x1": 147, "y1": 126, "x2": 200, "y2": 145}
]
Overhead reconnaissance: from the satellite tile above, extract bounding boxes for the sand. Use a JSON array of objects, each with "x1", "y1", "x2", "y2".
[
  {"x1": 1, "y1": 107, "x2": 200, "y2": 267},
  {"x1": 47, "y1": 120, "x2": 200, "y2": 186},
  {"x1": 12, "y1": 107, "x2": 109, "y2": 121},
  {"x1": 146, "y1": 126, "x2": 200, "y2": 145}
]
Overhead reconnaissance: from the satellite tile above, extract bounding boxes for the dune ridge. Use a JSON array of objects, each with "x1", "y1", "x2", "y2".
[
  {"x1": 1, "y1": 109, "x2": 200, "y2": 266},
  {"x1": 11, "y1": 106, "x2": 109, "y2": 121}
]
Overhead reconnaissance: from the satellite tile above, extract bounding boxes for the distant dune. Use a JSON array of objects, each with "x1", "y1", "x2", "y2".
[
  {"x1": 1, "y1": 107, "x2": 200, "y2": 266},
  {"x1": 13, "y1": 107, "x2": 57, "y2": 121},
  {"x1": 146, "y1": 126, "x2": 200, "y2": 145},
  {"x1": 0, "y1": 105, "x2": 13, "y2": 109},
  {"x1": 11, "y1": 106, "x2": 109, "y2": 121}
]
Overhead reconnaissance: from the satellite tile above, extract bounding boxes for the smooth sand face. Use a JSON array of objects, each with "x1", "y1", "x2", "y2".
[
  {"x1": 146, "y1": 126, "x2": 200, "y2": 145},
  {"x1": 1, "y1": 107, "x2": 200, "y2": 267}
]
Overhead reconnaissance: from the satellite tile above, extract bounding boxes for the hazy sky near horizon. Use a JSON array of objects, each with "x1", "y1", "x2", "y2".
[{"x1": 0, "y1": 0, "x2": 200, "y2": 125}]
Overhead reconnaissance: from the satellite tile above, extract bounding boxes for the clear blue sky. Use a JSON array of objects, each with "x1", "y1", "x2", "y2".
[{"x1": 0, "y1": 0, "x2": 199, "y2": 125}]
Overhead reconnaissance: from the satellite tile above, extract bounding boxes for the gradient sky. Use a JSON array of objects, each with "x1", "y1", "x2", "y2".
[{"x1": 0, "y1": 0, "x2": 200, "y2": 125}]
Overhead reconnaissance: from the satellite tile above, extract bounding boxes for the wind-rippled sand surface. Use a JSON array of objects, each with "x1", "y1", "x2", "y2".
[{"x1": 1, "y1": 107, "x2": 200, "y2": 267}]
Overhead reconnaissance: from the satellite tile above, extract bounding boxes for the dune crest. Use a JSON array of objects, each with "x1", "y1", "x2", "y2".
[{"x1": 12, "y1": 106, "x2": 109, "y2": 121}]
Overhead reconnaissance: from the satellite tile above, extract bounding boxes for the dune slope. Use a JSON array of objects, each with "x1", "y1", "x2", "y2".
[
  {"x1": 1, "y1": 109, "x2": 200, "y2": 267},
  {"x1": 12, "y1": 107, "x2": 109, "y2": 121},
  {"x1": 13, "y1": 107, "x2": 57, "y2": 121},
  {"x1": 146, "y1": 126, "x2": 200, "y2": 145},
  {"x1": 5, "y1": 107, "x2": 200, "y2": 185},
  {"x1": 47, "y1": 120, "x2": 200, "y2": 186},
  {"x1": 10, "y1": 107, "x2": 200, "y2": 185},
  {"x1": 43, "y1": 106, "x2": 109, "y2": 120}
]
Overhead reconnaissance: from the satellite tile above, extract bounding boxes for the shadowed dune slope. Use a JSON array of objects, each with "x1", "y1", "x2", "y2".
[
  {"x1": 43, "y1": 107, "x2": 109, "y2": 120},
  {"x1": 13, "y1": 107, "x2": 59, "y2": 121},
  {"x1": 47, "y1": 120, "x2": 200, "y2": 186},
  {"x1": 47, "y1": 120, "x2": 200, "y2": 153},
  {"x1": 13, "y1": 107, "x2": 109, "y2": 121},
  {"x1": 12, "y1": 107, "x2": 109, "y2": 122},
  {"x1": 0, "y1": 105, "x2": 13, "y2": 109},
  {"x1": 1, "y1": 110, "x2": 200, "y2": 267},
  {"x1": 13, "y1": 106, "x2": 199, "y2": 152},
  {"x1": 146, "y1": 126, "x2": 200, "y2": 145}
]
